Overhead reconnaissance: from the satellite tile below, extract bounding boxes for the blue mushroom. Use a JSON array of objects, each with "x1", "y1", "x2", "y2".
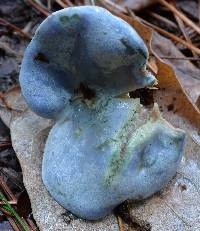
[
  {"x1": 19, "y1": 6, "x2": 185, "y2": 220},
  {"x1": 20, "y1": 6, "x2": 155, "y2": 119}
]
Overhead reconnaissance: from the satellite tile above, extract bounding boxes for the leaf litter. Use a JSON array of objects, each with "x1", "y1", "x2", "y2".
[{"x1": 0, "y1": 1, "x2": 200, "y2": 231}]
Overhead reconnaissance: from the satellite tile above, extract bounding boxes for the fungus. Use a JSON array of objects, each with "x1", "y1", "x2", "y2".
[{"x1": 19, "y1": 6, "x2": 185, "y2": 220}]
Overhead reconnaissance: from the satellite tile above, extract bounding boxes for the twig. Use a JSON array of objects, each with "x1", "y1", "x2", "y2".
[
  {"x1": 100, "y1": 0, "x2": 200, "y2": 56},
  {"x1": 117, "y1": 215, "x2": 126, "y2": 231},
  {"x1": 0, "y1": 192, "x2": 30, "y2": 231},
  {"x1": 196, "y1": 96, "x2": 200, "y2": 109},
  {"x1": 0, "y1": 92, "x2": 12, "y2": 110},
  {"x1": 0, "y1": 177, "x2": 17, "y2": 205},
  {"x1": 0, "y1": 207, "x2": 12, "y2": 217},
  {"x1": 0, "y1": 168, "x2": 23, "y2": 191},
  {"x1": 185, "y1": 27, "x2": 197, "y2": 39},
  {"x1": 35, "y1": 0, "x2": 47, "y2": 8},
  {"x1": 62, "y1": 0, "x2": 74, "y2": 6},
  {"x1": 165, "y1": 202, "x2": 191, "y2": 227},
  {"x1": 47, "y1": 0, "x2": 52, "y2": 11},
  {"x1": 175, "y1": 16, "x2": 192, "y2": 45},
  {"x1": 171, "y1": 0, "x2": 198, "y2": 59},
  {"x1": 99, "y1": 2, "x2": 200, "y2": 61},
  {"x1": 23, "y1": 21, "x2": 32, "y2": 35},
  {"x1": 0, "y1": 142, "x2": 12, "y2": 149},
  {"x1": 55, "y1": 0, "x2": 68, "y2": 8},
  {"x1": 148, "y1": 11, "x2": 178, "y2": 29},
  {"x1": 90, "y1": 0, "x2": 95, "y2": 5},
  {"x1": 7, "y1": 217, "x2": 21, "y2": 231},
  {"x1": 177, "y1": 26, "x2": 200, "y2": 48},
  {"x1": 27, "y1": 0, "x2": 50, "y2": 16},
  {"x1": 0, "y1": 41, "x2": 22, "y2": 57},
  {"x1": 147, "y1": 62, "x2": 157, "y2": 75},
  {"x1": 0, "y1": 177, "x2": 32, "y2": 231},
  {"x1": 159, "y1": 0, "x2": 200, "y2": 36},
  {"x1": 0, "y1": 18, "x2": 31, "y2": 40},
  {"x1": 138, "y1": 16, "x2": 200, "y2": 56},
  {"x1": 174, "y1": 19, "x2": 198, "y2": 58},
  {"x1": 199, "y1": 0, "x2": 200, "y2": 25},
  {"x1": 100, "y1": 0, "x2": 127, "y2": 13},
  {"x1": 127, "y1": 8, "x2": 200, "y2": 57},
  {"x1": 160, "y1": 56, "x2": 200, "y2": 61}
]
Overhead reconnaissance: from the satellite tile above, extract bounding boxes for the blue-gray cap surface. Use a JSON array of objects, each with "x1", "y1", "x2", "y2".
[{"x1": 20, "y1": 6, "x2": 156, "y2": 119}]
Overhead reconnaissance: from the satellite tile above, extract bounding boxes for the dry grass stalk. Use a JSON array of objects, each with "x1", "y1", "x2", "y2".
[
  {"x1": 27, "y1": 0, "x2": 50, "y2": 16},
  {"x1": 62, "y1": 0, "x2": 74, "y2": 6},
  {"x1": 138, "y1": 17, "x2": 200, "y2": 56},
  {"x1": 148, "y1": 11, "x2": 178, "y2": 29},
  {"x1": 0, "y1": 18, "x2": 31, "y2": 40},
  {"x1": 159, "y1": 0, "x2": 200, "y2": 36},
  {"x1": 55, "y1": 0, "x2": 68, "y2": 8}
]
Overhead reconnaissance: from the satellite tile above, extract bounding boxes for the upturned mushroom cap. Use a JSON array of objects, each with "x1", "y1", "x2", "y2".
[{"x1": 19, "y1": 6, "x2": 156, "y2": 119}]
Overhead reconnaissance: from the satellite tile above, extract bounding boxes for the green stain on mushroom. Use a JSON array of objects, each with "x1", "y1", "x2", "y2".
[
  {"x1": 104, "y1": 106, "x2": 165, "y2": 188},
  {"x1": 138, "y1": 152, "x2": 145, "y2": 171},
  {"x1": 96, "y1": 138, "x2": 117, "y2": 150},
  {"x1": 103, "y1": 107, "x2": 139, "y2": 187},
  {"x1": 58, "y1": 191, "x2": 67, "y2": 197},
  {"x1": 59, "y1": 14, "x2": 80, "y2": 27},
  {"x1": 74, "y1": 127, "x2": 83, "y2": 138}
]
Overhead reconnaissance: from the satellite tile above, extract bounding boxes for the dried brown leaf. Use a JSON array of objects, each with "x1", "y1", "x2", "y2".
[{"x1": 120, "y1": 14, "x2": 200, "y2": 136}]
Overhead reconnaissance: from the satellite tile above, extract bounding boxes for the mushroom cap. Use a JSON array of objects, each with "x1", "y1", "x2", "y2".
[{"x1": 20, "y1": 6, "x2": 156, "y2": 119}]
